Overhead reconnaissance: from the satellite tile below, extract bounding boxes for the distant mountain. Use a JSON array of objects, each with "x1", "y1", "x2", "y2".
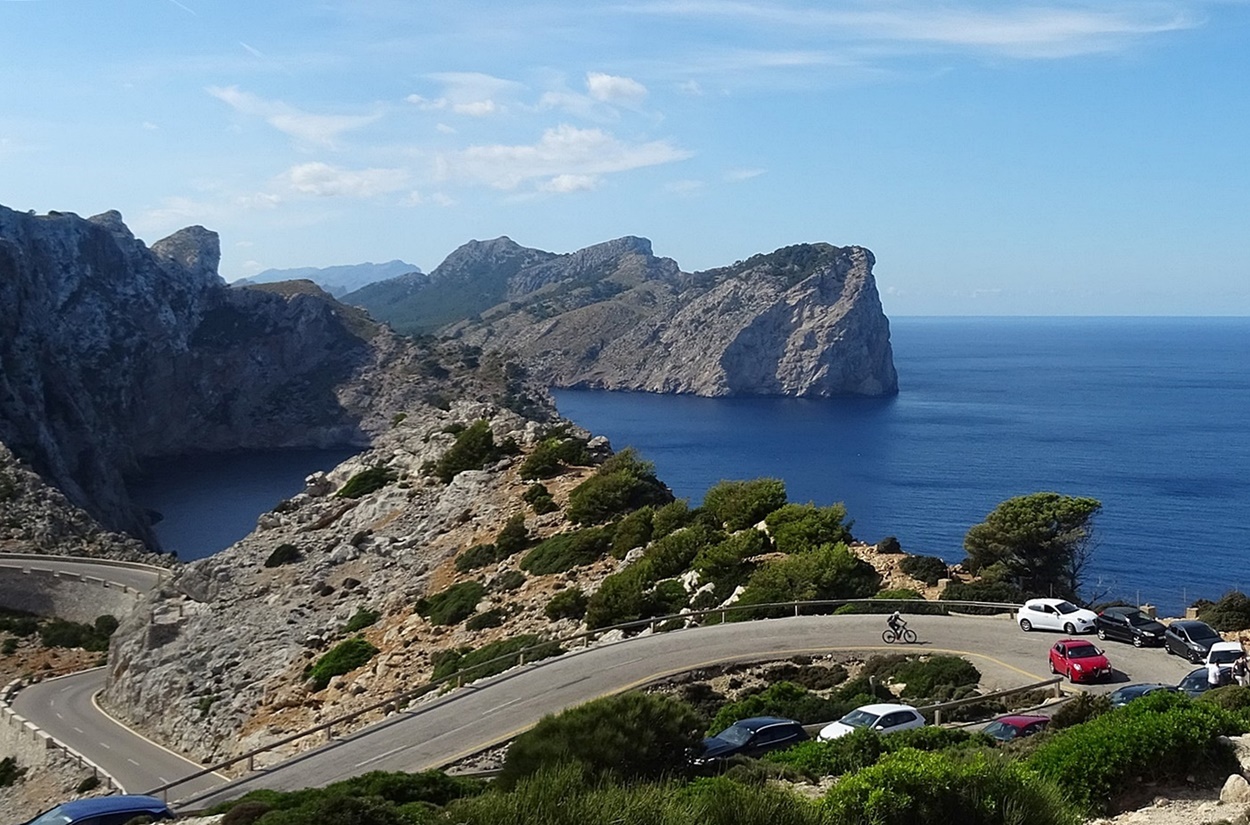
[
  {"x1": 347, "y1": 236, "x2": 898, "y2": 398},
  {"x1": 240, "y1": 260, "x2": 420, "y2": 297}
]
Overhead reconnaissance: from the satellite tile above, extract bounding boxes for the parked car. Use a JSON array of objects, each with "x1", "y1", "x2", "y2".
[
  {"x1": 1094, "y1": 606, "x2": 1166, "y2": 647},
  {"x1": 699, "y1": 716, "x2": 809, "y2": 760},
  {"x1": 982, "y1": 714, "x2": 1049, "y2": 742},
  {"x1": 1163, "y1": 619, "x2": 1224, "y2": 663},
  {"x1": 22, "y1": 795, "x2": 174, "y2": 825},
  {"x1": 1016, "y1": 598, "x2": 1098, "y2": 634},
  {"x1": 1179, "y1": 666, "x2": 1214, "y2": 697},
  {"x1": 1206, "y1": 641, "x2": 1245, "y2": 667},
  {"x1": 1048, "y1": 639, "x2": 1112, "y2": 683},
  {"x1": 1108, "y1": 683, "x2": 1178, "y2": 707},
  {"x1": 817, "y1": 703, "x2": 926, "y2": 741}
]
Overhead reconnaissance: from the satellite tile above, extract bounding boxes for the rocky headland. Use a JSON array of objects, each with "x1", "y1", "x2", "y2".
[{"x1": 347, "y1": 237, "x2": 899, "y2": 398}]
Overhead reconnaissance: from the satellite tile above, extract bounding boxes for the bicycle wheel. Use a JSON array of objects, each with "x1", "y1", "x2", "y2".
[
  {"x1": 901, "y1": 628, "x2": 917, "y2": 644},
  {"x1": 881, "y1": 629, "x2": 897, "y2": 644}
]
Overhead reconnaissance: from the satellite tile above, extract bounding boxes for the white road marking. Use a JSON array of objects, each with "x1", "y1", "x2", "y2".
[
  {"x1": 355, "y1": 744, "x2": 407, "y2": 768},
  {"x1": 73, "y1": 727, "x2": 84, "y2": 734},
  {"x1": 128, "y1": 758, "x2": 140, "y2": 766},
  {"x1": 481, "y1": 696, "x2": 522, "y2": 716},
  {"x1": 100, "y1": 742, "x2": 111, "y2": 749},
  {"x1": 55, "y1": 712, "x2": 63, "y2": 719}
]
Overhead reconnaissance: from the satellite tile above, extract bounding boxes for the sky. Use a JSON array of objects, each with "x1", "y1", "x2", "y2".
[{"x1": 1, "y1": 1, "x2": 1248, "y2": 315}]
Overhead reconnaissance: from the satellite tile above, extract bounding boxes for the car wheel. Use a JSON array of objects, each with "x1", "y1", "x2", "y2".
[
  {"x1": 1097, "y1": 628, "x2": 1107, "y2": 640},
  {"x1": 1165, "y1": 644, "x2": 1175, "y2": 656},
  {"x1": 1064, "y1": 622, "x2": 1076, "y2": 634},
  {"x1": 1049, "y1": 658, "x2": 1057, "y2": 674},
  {"x1": 1191, "y1": 650, "x2": 1203, "y2": 664},
  {"x1": 1020, "y1": 619, "x2": 1032, "y2": 632},
  {"x1": 1067, "y1": 667, "x2": 1075, "y2": 683},
  {"x1": 1133, "y1": 636, "x2": 1143, "y2": 648}
]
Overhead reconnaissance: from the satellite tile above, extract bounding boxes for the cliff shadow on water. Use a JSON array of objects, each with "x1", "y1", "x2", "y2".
[{"x1": 126, "y1": 447, "x2": 362, "y2": 561}]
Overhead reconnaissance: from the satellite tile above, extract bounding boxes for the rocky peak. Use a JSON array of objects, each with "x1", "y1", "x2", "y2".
[{"x1": 152, "y1": 225, "x2": 222, "y2": 286}]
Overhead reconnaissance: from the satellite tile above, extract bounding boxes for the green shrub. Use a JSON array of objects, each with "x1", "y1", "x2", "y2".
[
  {"x1": 766, "y1": 726, "x2": 991, "y2": 779},
  {"x1": 415, "y1": 581, "x2": 487, "y2": 626},
  {"x1": 707, "y1": 681, "x2": 845, "y2": 733},
  {"x1": 1, "y1": 638, "x2": 17, "y2": 655},
  {"x1": 584, "y1": 567, "x2": 654, "y2": 630},
  {"x1": 610, "y1": 507, "x2": 654, "y2": 557},
  {"x1": 75, "y1": 776, "x2": 99, "y2": 794},
  {"x1": 38, "y1": 618, "x2": 112, "y2": 652},
  {"x1": 343, "y1": 608, "x2": 380, "y2": 633},
  {"x1": 519, "y1": 435, "x2": 591, "y2": 479},
  {"x1": 1200, "y1": 685, "x2": 1250, "y2": 712},
  {"x1": 641, "y1": 526, "x2": 711, "y2": 581},
  {"x1": 899, "y1": 554, "x2": 949, "y2": 586},
  {"x1": 703, "y1": 479, "x2": 788, "y2": 531},
  {"x1": 825, "y1": 749, "x2": 1081, "y2": 825},
  {"x1": 0, "y1": 756, "x2": 24, "y2": 788},
  {"x1": 265, "y1": 543, "x2": 301, "y2": 568},
  {"x1": 306, "y1": 636, "x2": 379, "y2": 690},
  {"x1": 651, "y1": 500, "x2": 693, "y2": 539},
  {"x1": 523, "y1": 483, "x2": 558, "y2": 514},
  {"x1": 499, "y1": 692, "x2": 702, "y2": 788},
  {"x1": 732, "y1": 543, "x2": 881, "y2": 619},
  {"x1": 0, "y1": 610, "x2": 38, "y2": 637},
  {"x1": 692, "y1": 529, "x2": 768, "y2": 595},
  {"x1": 877, "y1": 535, "x2": 903, "y2": 554},
  {"x1": 495, "y1": 514, "x2": 530, "y2": 557},
  {"x1": 492, "y1": 570, "x2": 526, "y2": 591},
  {"x1": 1198, "y1": 591, "x2": 1250, "y2": 632},
  {"x1": 939, "y1": 580, "x2": 1025, "y2": 614},
  {"x1": 1028, "y1": 691, "x2": 1246, "y2": 813},
  {"x1": 566, "y1": 449, "x2": 673, "y2": 525},
  {"x1": 455, "y1": 543, "x2": 499, "y2": 572},
  {"x1": 521, "y1": 527, "x2": 615, "y2": 575},
  {"x1": 220, "y1": 799, "x2": 271, "y2": 825},
  {"x1": 432, "y1": 636, "x2": 563, "y2": 682},
  {"x1": 466, "y1": 609, "x2": 506, "y2": 631},
  {"x1": 890, "y1": 655, "x2": 981, "y2": 701},
  {"x1": 764, "y1": 502, "x2": 853, "y2": 554},
  {"x1": 1048, "y1": 691, "x2": 1111, "y2": 729},
  {"x1": 432, "y1": 421, "x2": 511, "y2": 484},
  {"x1": 336, "y1": 466, "x2": 399, "y2": 499},
  {"x1": 545, "y1": 588, "x2": 589, "y2": 621}
]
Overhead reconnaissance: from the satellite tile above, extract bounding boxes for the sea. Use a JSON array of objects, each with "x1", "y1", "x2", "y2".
[{"x1": 552, "y1": 317, "x2": 1250, "y2": 618}]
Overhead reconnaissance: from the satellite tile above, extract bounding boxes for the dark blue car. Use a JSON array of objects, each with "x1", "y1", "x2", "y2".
[
  {"x1": 699, "y1": 716, "x2": 808, "y2": 761},
  {"x1": 22, "y1": 794, "x2": 174, "y2": 825}
]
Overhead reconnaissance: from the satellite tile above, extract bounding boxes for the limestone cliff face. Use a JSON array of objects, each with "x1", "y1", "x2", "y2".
[
  {"x1": 411, "y1": 240, "x2": 897, "y2": 397},
  {"x1": 0, "y1": 206, "x2": 535, "y2": 545}
]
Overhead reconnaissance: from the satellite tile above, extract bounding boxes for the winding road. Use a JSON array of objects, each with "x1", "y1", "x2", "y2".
[{"x1": 4, "y1": 556, "x2": 1201, "y2": 811}]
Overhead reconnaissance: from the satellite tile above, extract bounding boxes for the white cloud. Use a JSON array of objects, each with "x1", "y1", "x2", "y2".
[
  {"x1": 678, "y1": 80, "x2": 704, "y2": 95},
  {"x1": 586, "y1": 72, "x2": 649, "y2": 106},
  {"x1": 725, "y1": 167, "x2": 764, "y2": 181},
  {"x1": 435, "y1": 123, "x2": 457, "y2": 134},
  {"x1": 207, "y1": 86, "x2": 380, "y2": 147},
  {"x1": 142, "y1": 121, "x2": 159, "y2": 131},
  {"x1": 665, "y1": 178, "x2": 705, "y2": 194},
  {"x1": 279, "y1": 162, "x2": 409, "y2": 198},
  {"x1": 438, "y1": 124, "x2": 692, "y2": 192},
  {"x1": 408, "y1": 72, "x2": 524, "y2": 118},
  {"x1": 453, "y1": 100, "x2": 499, "y2": 117},
  {"x1": 541, "y1": 174, "x2": 601, "y2": 193}
]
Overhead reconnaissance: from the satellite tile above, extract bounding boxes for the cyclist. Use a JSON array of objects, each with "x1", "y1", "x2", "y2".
[{"x1": 887, "y1": 610, "x2": 906, "y2": 637}]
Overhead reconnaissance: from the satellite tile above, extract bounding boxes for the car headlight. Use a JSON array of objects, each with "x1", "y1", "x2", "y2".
[{"x1": 1072, "y1": 663, "x2": 1084, "y2": 670}]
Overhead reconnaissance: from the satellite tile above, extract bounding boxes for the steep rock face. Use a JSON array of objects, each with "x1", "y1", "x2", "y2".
[
  {"x1": 435, "y1": 241, "x2": 897, "y2": 397},
  {"x1": 0, "y1": 207, "x2": 520, "y2": 543}
]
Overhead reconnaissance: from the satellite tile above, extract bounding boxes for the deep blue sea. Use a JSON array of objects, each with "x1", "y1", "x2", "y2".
[{"x1": 553, "y1": 317, "x2": 1250, "y2": 617}]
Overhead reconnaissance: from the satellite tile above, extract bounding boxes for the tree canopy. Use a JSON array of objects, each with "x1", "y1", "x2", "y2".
[{"x1": 962, "y1": 492, "x2": 1101, "y2": 601}]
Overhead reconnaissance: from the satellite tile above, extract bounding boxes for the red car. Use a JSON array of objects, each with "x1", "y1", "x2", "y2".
[
  {"x1": 982, "y1": 714, "x2": 1050, "y2": 742},
  {"x1": 1049, "y1": 639, "x2": 1112, "y2": 683}
]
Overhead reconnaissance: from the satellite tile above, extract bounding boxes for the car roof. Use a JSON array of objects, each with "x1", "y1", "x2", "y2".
[
  {"x1": 1025, "y1": 597, "x2": 1068, "y2": 606},
  {"x1": 47, "y1": 795, "x2": 170, "y2": 818},
  {"x1": 853, "y1": 703, "x2": 919, "y2": 714},
  {"x1": 1101, "y1": 605, "x2": 1140, "y2": 615},
  {"x1": 991, "y1": 714, "x2": 1049, "y2": 727},
  {"x1": 1171, "y1": 620, "x2": 1216, "y2": 631},
  {"x1": 1210, "y1": 641, "x2": 1243, "y2": 652},
  {"x1": 732, "y1": 716, "x2": 801, "y2": 730}
]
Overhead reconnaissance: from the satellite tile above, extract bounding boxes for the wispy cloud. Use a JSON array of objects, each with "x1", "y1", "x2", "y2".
[
  {"x1": 279, "y1": 162, "x2": 409, "y2": 198},
  {"x1": 586, "y1": 72, "x2": 649, "y2": 106},
  {"x1": 407, "y1": 72, "x2": 525, "y2": 117},
  {"x1": 619, "y1": 1, "x2": 1200, "y2": 58},
  {"x1": 207, "y1": 86, "x2": 381, "y2": 148},
  {"x1": 437, "y1": 124, "x2": 692, "y2": 192},
  {"x1": 725, "y1": 167, "x2": 764, "y2": 181}
]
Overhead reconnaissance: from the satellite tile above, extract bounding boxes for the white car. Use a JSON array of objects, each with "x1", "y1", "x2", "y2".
[
  {"x1": 817, "y1": 703, "x2": 925, "y2": 741},
  {"x1": 1206, "y1": 641, "x2": 1244, "y2": 667},
  {"x1": 1016, "y1": 598, "x2": 1097, "y2": 634}
]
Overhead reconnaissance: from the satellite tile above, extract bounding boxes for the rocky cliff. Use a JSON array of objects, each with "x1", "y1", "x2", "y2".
[
  {"x1": 0, "y1": 207, "x2": 544, "y2": 545},
  {"x1": 352, "y1": 238, "x2": 898, "y2": 398}
]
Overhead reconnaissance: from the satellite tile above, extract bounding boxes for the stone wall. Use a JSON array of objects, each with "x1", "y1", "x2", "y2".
[{"x1": 0, "y1": 565, "x2": 143, "y2": 624}]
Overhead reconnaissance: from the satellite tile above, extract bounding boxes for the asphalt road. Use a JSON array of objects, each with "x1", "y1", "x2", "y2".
[{"x1": 0, "y1": 554, "x2": 166, "y2": 594}]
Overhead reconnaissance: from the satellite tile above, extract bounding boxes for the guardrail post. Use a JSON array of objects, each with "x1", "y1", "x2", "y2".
[
  {"x1": 1053, "y1": 681, "x2": 1062, "y2": 698},
  {"x1": 794, "y1": 603, "x2": 799, "y2": 617},
  {"x1": 934, "y1": 709, "x2": 943, "y2": 725},
  {"x1": 326, "y1": 724, "x2": 333, "y2": 741},
  {"x1": 518, "y1": 651, "x2": 526, "y2": 666},
  {"x1": 248, "y1": 753, "x2": 255, "y2": 771}
]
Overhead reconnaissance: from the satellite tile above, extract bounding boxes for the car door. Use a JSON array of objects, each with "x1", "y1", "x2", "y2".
[
  {"x1": 1050, "y1": 642, "x2": 1067, "y2": 671},
  {"x1": 1106, "y1": 613, "x2": 1130, "y2": 643},
  {"x1": 747, "y1": 724, "x2": 798, "y2": 756}
]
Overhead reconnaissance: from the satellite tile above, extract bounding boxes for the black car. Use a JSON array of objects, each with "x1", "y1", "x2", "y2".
[
  {"x1": 1108, "y1": 683, "x2": 1178, "y2": 707},
  {"x1": 1095, "y1": 606, "x2": 1166, "y2": 647},
  {"x1": 700, "y1": 716, "x2": 809, "y2": 761},
  {"x1": 1164, "y1": 619, "x2": 1223, "y2": 663},
  {"x1": 1179, "y1": 666, "x2": 1214, "y2": 698}
]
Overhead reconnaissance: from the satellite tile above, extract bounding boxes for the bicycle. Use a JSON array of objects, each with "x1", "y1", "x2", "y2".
[{"x1": 882, "y1": 626, "x2": 917, "y2": 644}]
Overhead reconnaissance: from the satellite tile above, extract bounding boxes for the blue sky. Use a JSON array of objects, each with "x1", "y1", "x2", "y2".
[{"x1": 2, "y1": 1, "x2": 1247, "y2": 314}]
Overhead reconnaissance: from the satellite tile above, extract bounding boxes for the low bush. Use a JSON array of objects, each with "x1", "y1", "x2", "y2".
[
  {"x1": 264, "y1": 543, "x2": 301, "y2": 568},
  {"x1": 38, "y1": 618, "x2": 114, "y2": 652},
  {"x1": 0, "y1": 610, "x2": 38, "y2": 637},
  {"x1": 306, "y1": 637, "x2": 379, "y2": 690},
  {"x1": 732, "y1": 543, "x2": 881, "y2": 619},
  {"x1": 455, "y1": 543, "x2": 499, "y2": 572},
  {"x1": 498, "y1": 692, "x2": 703, "y2": 788},
  {"x1": 0, "y1": 756, "x2": 24, "y2": 787},
  {"x1": 545, "y1": 588, "x2": 589, "y2": 621},
  {"x1": 416, "y1": 582, "x2": 487, "y2": 626},
  {"x1": 825, "y1": 749, "x2": 1081, "y2": 825},
  {"x1": 692, "y1": 529, "x2": 768, "y2": 595},
  {"x1": 1028, "y1": 691, "x2": 1246, "y2": 813},
  {"x1": 650, "y1": 500, "x2": 693, "y2": 539},
  {"x1": 899, "y1": 554, "x2": 949, "y2": 586},
  {"x1": 432, "y1": 421, "x2": 514, "y2": 484},
  {"x1": 466, "y1": 609, "x2": 506, "y2": 631},
  {"x1": 877, "y1": 535, "x2": 903, "y2": 554},
  {"x1": 707, "y1": 681, "x2": 845, "y2": 733},
  {"x1": 219, "y1": 799, "x2": 270, "y2": 825},
  {"x1": 610, "y1": 507, "x2": 653, "y2": 558},
  {"x1": 521, "y1": 527, "x2": 615, "y2": 575},
  {"x1": 432, "y1": 636, "x2": 564, "y2": 683},
  {"x1": 336, "y1": 466, "x2": 399, "y2": 499},
  {"x1": 583, "y1": 567, "x2": 664, "y2": 630},
  {"x1": 939, "y1": 580, "x2": 1025, "y2": 614},
  {"x1": 523, "y1": 483, "x2": 558, "y2": 514},
  {"x1": 566, "y1": 449, "x2": 673, "y2": 525},
  {"x1": 491, "y1": 570, "x2": 526, "y2": 592},
  {"x1": 702, "y1": 479, "x2": 788, "y2": 531},
  {"x1": 1199, "y1": 685, "x2": 1250, "y2": 712},
  {"x1": 766, "y1": 725, "x2": 991, "y2": 779},
  {"x1": 343, "y1": 608, "x2": 380, "y2": 633},
  {"x1": 518, "y1": 435, "x2": 592, "y2": 479},
  {"x1": 763, "y1": 502, "x2": 853, "y2": 554},
  {"x1": 889, "y1": 655, "x2": 981, "y2": 702},
  {"x1": 1048, "y1": 691, "x2": 1111, "y2": 729},
  {"x1": 216, "y1": 770, "x2": 484, "y2": 823},
  {"x1": 494, "y1": 514, "x2": 530, "y2": 557},
  {"x1": 1198, "y1": 591, "x2": 1250, "y2": 632}
]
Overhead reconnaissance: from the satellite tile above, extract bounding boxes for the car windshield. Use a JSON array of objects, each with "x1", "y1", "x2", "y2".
[
  {"x1": 1055, "y1": 601, "x2": 1081, "y2": 614},
  {"x1": 713, "y1": 724, "x2": 754, "y2": 746},
  {"x1": 838, "y1": 709, "x2": 882, "y2": 729},
  {"x1": 1127, "y1": 615, "x2": 1155, "y2": 626},
  {"x1": 1191, "y1": 626, "x2": 1222, "y2": 642},
  {"x1": 1067, "y1": 644, "x2": 1100, "y2": 658},
  {"x1": 1211, "y1": 649, "x2": 1243, "y2": 664},
  {"x1": 982, "y1": 721, "x2": 1015, "y2": 741},
  {"x1": 24, "y1": 808, "x2": 73, "y2": 825}
]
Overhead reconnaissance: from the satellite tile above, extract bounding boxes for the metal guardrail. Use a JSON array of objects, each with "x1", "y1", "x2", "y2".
[
  {"x1": 143, "y1": 597, "x2": 1023, "y2": 801},
  {"x1": 0, "y1": 552, "x2": 173, "y2": 579}
]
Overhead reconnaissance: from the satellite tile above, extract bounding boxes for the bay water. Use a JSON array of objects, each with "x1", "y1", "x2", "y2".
[{"x1": 553, "y1": 317, "x2": 1250, "y2": 617}]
